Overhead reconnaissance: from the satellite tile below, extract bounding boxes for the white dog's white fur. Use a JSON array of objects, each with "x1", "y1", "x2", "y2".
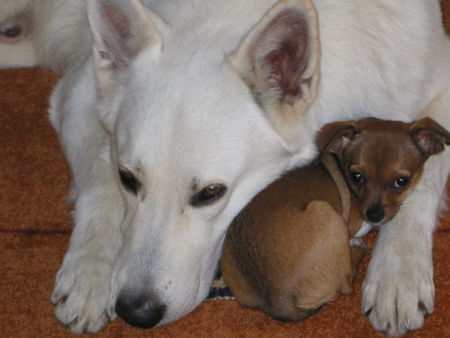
[{"x1": 1, "y1": 0, "x2": 449, "y2": 335}]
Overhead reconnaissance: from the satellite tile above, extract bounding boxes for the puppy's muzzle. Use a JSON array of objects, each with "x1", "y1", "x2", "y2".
[{"x1": 115, "y1": 291, "x2": 166, "y2": 328}]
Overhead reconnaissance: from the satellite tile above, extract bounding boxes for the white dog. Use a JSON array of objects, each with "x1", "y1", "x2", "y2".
[{"x1": 1, "y1": 0, "x2": 449, "y2": 335}]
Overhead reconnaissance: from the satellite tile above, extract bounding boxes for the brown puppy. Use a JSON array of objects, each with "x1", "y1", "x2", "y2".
[
  {"x1": 321, "y1": 117, "x2": 450, "y2": 228},
  {"x1": 221, "y1": 117, "x2": 450, "y2": 322}
]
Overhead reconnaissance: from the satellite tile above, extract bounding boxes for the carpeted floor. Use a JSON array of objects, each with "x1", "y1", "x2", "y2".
[{"x1": 1, "y1": 2, "x2": 450, "y2": 337}]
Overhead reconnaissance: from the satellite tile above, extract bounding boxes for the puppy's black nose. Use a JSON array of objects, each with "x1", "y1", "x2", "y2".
[
  {"x1": 366, "y1": 207, "x2": 385, "y2": 223},
  {"x1": 115, "y1": 292, "x2": 166, "y2": 328}
]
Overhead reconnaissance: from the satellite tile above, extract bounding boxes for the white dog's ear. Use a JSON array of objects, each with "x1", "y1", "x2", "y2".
[
  {"x1": 230, "y1": 0, "x2": 320, "y2": 142},
  {"x1": 87, "y1": 0, "x2": 164, "y2": 93}
]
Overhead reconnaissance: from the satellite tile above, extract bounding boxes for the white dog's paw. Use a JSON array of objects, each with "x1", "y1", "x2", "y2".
[
  {"x1": 362, "y1": 252, "x2": 434, "y2": 336},
  {"x1": 51, "y1": 255, "x2": 116, "y2": 333}
]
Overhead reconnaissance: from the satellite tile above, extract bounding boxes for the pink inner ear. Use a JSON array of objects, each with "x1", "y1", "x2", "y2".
[
  {"x1": 415, "y1": 131, "x2": 445, "y2": 155},
  {"x1": 328, "y1": 136, "x2": 347, "y2": 154},
  {"x1": 97, "y1": 1, "x2": 134, "y2": 70},
  {"x1": 102, "y1": 1, "x2": 131, "y2": 41},
  {"x1": 255, "y1": 10, "x2": 310, "y2": 98}
]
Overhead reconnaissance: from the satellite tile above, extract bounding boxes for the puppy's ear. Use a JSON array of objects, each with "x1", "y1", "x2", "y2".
[
  {"x1": 316, "y1": 121, "x2": 360, "y2": 154},
  {"x1": 409, "y1": 117, "x2": 450, "y2": 156},
  {"x1": 229, "y1": 0, "x2": 320, "y2": 143},
  {"x1": 88, "y1": 0, "x2": 165, "y2": 93}
]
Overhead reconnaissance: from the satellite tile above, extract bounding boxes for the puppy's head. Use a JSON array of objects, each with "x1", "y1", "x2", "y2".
[
  {"x1": 318, "y1": 117, "x2": 450, "y2": 224},
  {"x1": 86, "y1": 0, "x2": 321, "y2": 329}
]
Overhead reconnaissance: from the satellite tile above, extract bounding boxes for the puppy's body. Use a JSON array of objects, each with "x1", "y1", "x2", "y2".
[
  {"x1": 222, "y1": 158, "x2": 364, "y2": 322},
  {"x1": 222, "y1": 117, "x2": 450, "y2": 322},
  {"x1": 0, "y1": 0, "x2": 449, "y2": 335}
]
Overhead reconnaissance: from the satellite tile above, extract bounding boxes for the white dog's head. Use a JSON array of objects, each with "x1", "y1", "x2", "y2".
[{"x1": 88, "y1": 0, "x2": 320, "y2": 328}]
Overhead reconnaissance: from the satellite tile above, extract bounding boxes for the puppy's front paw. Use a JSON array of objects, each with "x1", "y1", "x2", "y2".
[
  {"x1": 362, "y1": 250, "x2": 434, "y2": 336},
  {"x1": 349, "y1": 237, "x2": 366, "y2": 249},
  {"x1": 51, "y1": 254, "x2": 116, "y2": 333}
]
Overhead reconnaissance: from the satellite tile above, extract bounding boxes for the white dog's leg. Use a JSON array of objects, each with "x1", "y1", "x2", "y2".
[
  {"x1": 49, "y1": 80, "x2": 124, "y2": 334},
  {"x1": 363, "y1": 88, "x2": 450, "y2": 336},
  {"x1": 51, "y1": 177, "x2": 123, "y2": 333}
]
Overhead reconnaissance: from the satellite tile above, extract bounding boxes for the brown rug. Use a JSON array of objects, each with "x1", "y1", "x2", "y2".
[{"x1": 1, "y1": 2, "x2": 450, "y2": 337}]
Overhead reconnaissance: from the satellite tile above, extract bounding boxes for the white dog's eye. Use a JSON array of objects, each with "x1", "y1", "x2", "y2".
[
  {"x1": 1, "y1": 23, "x2": 23, "y2": 38},
  {"x1": 190, "y1": 184, "x2": 227, "y2": 207},
  {"x1": 118, "y1": 166, "x2": 141, "y2": 195}
]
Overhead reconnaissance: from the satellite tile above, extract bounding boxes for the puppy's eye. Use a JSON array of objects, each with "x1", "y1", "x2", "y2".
[
  {"x1": 393, "y1": 176, "x2": 410, "y2": 189},
  {"x1": 118, "y1": 167, "x2": 141, "y2": 195},
  {"x1": 350, "y1": 171, "x2": 365, "y2": 185},
  {"x1": 190, "y1": 184, "x2": 227, "y2": 207}
]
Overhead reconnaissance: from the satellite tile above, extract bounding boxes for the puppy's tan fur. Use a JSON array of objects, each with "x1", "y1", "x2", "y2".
[
  {"x1": 222, "y1": 151, "x2": 364, "y2": 321},
  {"x1": 222, "y1": 117, "x2": 450, "y2": 322}
]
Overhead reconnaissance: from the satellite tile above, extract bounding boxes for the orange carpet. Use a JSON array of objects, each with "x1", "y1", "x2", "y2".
[{"x1": 1, "y1": 2, "x2": 450, "y2": 337}]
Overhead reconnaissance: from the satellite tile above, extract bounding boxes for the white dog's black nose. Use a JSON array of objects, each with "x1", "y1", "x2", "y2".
[{"x1": 115, "y1": 292, "x2": 166, "y2": 328}]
